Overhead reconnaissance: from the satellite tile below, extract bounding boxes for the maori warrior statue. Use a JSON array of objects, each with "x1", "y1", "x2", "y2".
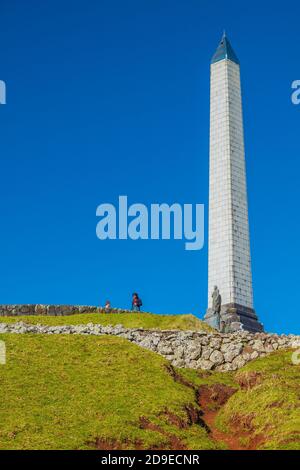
[{"x1": 211, "y1": 286, "x2": 221, "y2": 330}]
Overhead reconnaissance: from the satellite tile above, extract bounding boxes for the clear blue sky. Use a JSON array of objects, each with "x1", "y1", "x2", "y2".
[{"x1": 0, "y1": 1, "x2": 299, "y2": 334}]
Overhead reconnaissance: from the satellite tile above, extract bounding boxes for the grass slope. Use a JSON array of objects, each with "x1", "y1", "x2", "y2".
[
  {"x1": 0, "y1": 332, "x2": 298, "y2": 450},
  {"x1": 0, "y1": 312, "x2": 213, "y2": 331},
  {"x1": 0, "y1": 333, "x2": 219, "y2": 450},
  {"x1": 216, "y1": 350, "x2": 300, "y2": 450}
]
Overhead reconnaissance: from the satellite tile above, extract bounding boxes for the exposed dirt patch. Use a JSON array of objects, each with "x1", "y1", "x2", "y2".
[
  {"x1": 161, "y1": 409, "x2": 187, "y2": 428},
  {"x1": 139, "y1": 416, "x2": 163, "y2": 433},
  {"x1": 229, "y1": 412, "x2": 268, "y2": 444},
  {"x1": 92, "y1": 430, "x2": 186, "y2": 451},
  {"x1": 166, "y1": 367, "x2": 265, "y2": 450},
  {"x1": 231, "y1": 412, "x2": 256, "y2": 432},
  {"x1": 166, "y1": 366, "x2": 247, "y2": 449},
  {"x1": 202, "y1": 412, "x2": 246, "y2": 450},
  {"x1": 245, "y1": 433, "x2": 265, "y2": 450},
  {"x1": 197, "y1": 384, "x2": 265, "y2": 450},
  {"x1": 159, "y1": 405, "x2": 209, "y2": 432},
  {"x1": 139, "y1": 416, "x2": 187, "y2": 450},
  {"x1": 277, "y1": 432, "x2": 300, "y2": 447},
  {"x1": 197, "y1": 383, "x2": 249, "y2": 450},
  {"x1": 236, "y1": 371, "x2": 263, "y2": 390},
  {"x1": 185, "y1": 404, "x2": 203, "y2": 426},
  {"x1": 92, "y1": 437, "x2": 143, "y2": 450},
  {"x1": 197, "y1": 384, "x2": 237, "y2": 410},
  {"x1": 226, "y1": 414, "x2": 266, "y2": 450}
]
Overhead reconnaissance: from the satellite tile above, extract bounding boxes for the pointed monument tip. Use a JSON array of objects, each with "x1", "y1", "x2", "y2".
[{"x1": 211, "y1": 32, "x2": 239, "y2": 65}]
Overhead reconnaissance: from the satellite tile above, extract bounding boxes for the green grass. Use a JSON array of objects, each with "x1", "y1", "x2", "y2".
[
  {"x1": 0, "y1": 333, "x2": 219, "y2": 450},
  {"x1": 216, "y1": 350, "x2": 300, "y2": 450},
  {"x1": 0, "y1": 330, "x2": 298, "y2": 450},
  {"x1": 0, "y1": 312, "x2": 213, "y2": 332},
  {"x1": 178, "y1": 367, "x2": 238, "y2": 389}
]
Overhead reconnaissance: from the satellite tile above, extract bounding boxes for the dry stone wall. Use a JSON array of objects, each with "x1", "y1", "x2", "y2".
[
  {"x1": 0, "y1": 304, "x2": 129, "y2": 316},
  {"x1": 0, "y1": 321, "x2": 299, "y2": 371}
]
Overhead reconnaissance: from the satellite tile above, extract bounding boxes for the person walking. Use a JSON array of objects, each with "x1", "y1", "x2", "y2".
[{"x1": 131, "y1": 293, "x2": 142, "y2": 312}]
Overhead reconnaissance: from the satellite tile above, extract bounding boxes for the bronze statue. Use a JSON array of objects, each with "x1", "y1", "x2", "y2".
[
  {"x1": 211, "y1": 286, "x2": 221, "y2": 330},
  {"x1": 212, "y1": 285, "x2": 221, "y2": 313}
]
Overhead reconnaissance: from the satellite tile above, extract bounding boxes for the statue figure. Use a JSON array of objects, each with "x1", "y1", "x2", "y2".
[
  {"x1": 212, "y1": 285, "x2": 221, "y2": 313},
  {"x1": 211, "y1": 286, "x2": 221, "y2": 330}
]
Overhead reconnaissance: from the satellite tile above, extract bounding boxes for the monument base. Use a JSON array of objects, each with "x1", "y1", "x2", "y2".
[{"x1": 204, "y1": 303, "x2": 264, "y2": 333}]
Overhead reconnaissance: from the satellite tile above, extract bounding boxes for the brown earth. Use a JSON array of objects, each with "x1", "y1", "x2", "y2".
[
  {"x1": 197, "y1": 383, "x2": 265, "y2": 450},
  {"x1": 235, "y1": 371, "x2": 263, "y2": 390},
  {"x1": 139, "y1": 416, "x2": 187, "y2": 450},
  {"x1": 91, "y1": 368, "x2": 266, "y2": 451},
  {"x1": 93, "y1": 437, "x2": 143, "y2": 450}
]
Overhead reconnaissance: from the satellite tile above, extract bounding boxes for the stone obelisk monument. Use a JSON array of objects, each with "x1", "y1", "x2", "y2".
[{"x1": 204, "y1": 34, "x2": 263, "y2": 333}]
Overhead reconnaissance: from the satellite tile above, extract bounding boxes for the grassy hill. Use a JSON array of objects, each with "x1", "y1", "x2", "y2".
[
  {"x1": 216, "y1": 349, "x2": 300, "y2": 449},
  {"x1": 0, "y1": 330, "x2": 299, "y2": 450},
  {"x1": 0, "y1": 312, "x2": 213, "y2": 331},
  {"x1": 0, "y1": 333, "x2": 220, "y2": 450}
]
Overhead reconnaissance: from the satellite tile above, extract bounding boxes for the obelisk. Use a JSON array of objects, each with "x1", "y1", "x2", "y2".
[{"x1": 204, "y1": 33, "x2": 263, "y2": 333}]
